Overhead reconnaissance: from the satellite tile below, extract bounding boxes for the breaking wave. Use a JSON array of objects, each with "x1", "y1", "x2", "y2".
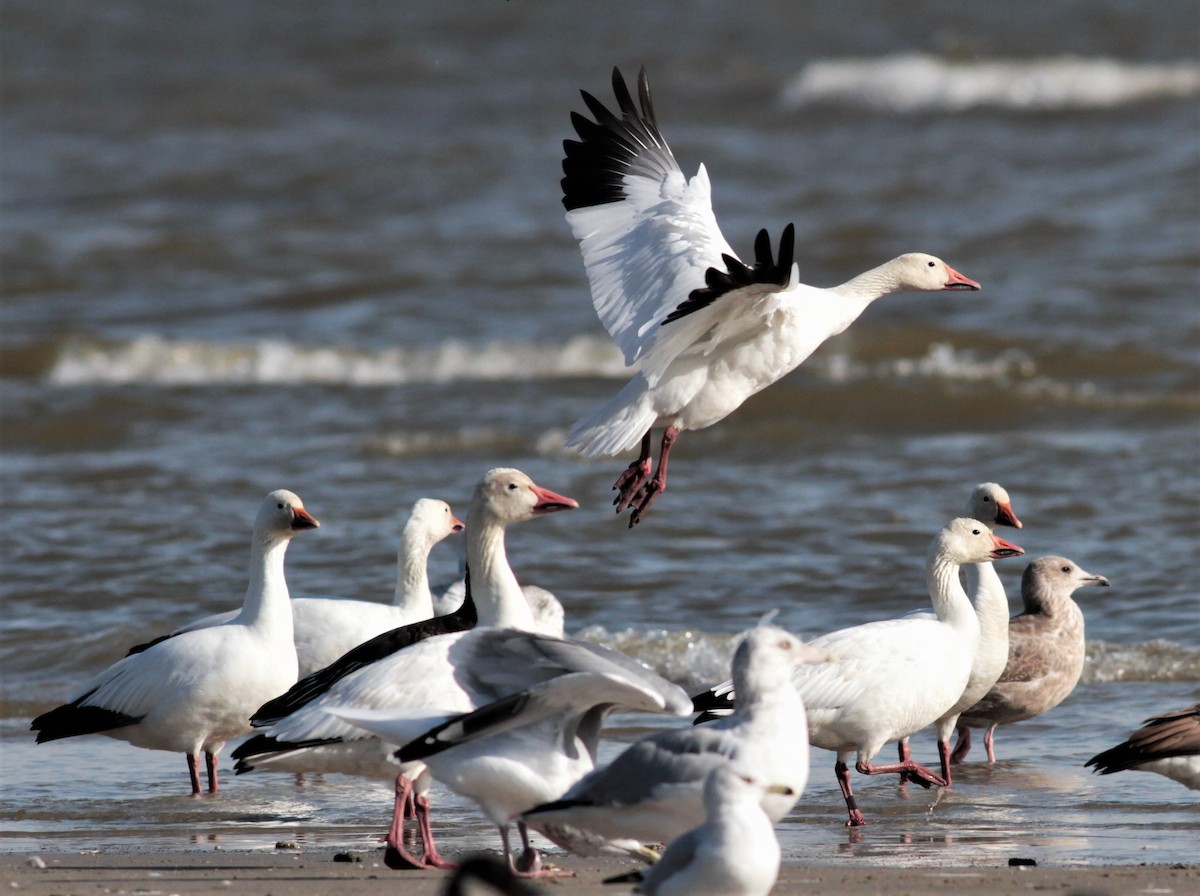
[{"x1": 782, "y1": 54, "x2": 1200, "y2": 112}]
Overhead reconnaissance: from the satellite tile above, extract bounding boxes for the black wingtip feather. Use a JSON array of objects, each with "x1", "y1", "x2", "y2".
[
  {"x1": 31, "y1": 698, "x2": 144, "y2": 743},
  {"x1": 561, "y1": 66, "x2": 674, "y2": 212},
  {"x1": 249, "y1": 570, "x2": 480, "y2": 727},
  {"x1": 663, "y1": 224, "x2": 797, "y2": 326}
]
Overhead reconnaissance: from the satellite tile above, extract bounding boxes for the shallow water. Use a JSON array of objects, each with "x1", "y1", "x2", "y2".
[{"x1": 2, "y1": 0, "x2": 1197, "y2": 868}]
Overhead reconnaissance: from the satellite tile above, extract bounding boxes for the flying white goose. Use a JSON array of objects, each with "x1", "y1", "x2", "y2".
[
  {"x1": 561, "y1": 67, "x2": 980, "y2": 526},
  {"x1": 692, "y1": 518, "x2": 1023, "y2": 826},
  {"x1": 522, "y1": 625, "x2": 823, "y2": 860},
  {"x1": 953, "y1": 555, "x2": 1109, "y2": 763},
  {"x1": 32, "y1": 489, "x2": 319, "y2": 794},
  {"x1": 231, "y1": 469, "x2": 578, "y2": 869}
]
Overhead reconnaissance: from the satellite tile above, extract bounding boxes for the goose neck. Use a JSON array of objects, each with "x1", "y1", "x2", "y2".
[
  {"x1": 238, "y1": 534, "x2": 294, "y2": 634},
  {"x1": 467, "y1": 519, "x2": 535, "y2": 630},
  {"x1": 927, "y1": 548, "x2": 978, "y2": 640},
  {"x1": 393, "y1": 530, "x2": 434, "y2": 615}
]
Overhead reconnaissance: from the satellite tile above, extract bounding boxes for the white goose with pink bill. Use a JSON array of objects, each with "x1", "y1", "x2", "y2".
[{"x1": 561, "y1": 66, "x2": 981, "y2": 526}]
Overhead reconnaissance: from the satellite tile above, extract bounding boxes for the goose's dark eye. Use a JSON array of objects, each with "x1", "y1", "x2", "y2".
[
  {"x1": 983, "y1": 496, "x2": 992, "y2": 503},
  {"x1": 277, "y1": 503, "x2": 285, "y2": 510},
  {"x1": 972, "y1": 528, "x2": 981, "y2": 535},
  {"x1": 507, "y1": 483, "x2": 518, "y2": 491},
  {"x1": 1061, "y1": 565, "x2": 1071, "y2": 573},
  {"x1": 927, "y1": 260, "x2": 935, "y2": 267}
]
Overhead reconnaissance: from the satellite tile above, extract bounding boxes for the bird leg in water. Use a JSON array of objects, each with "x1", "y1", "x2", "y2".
[
  {"x1": 835, "y1": 760, "x2": 868, "y2": 827},
  {"x1": 983, "y1": 724, "x2": 998, "y2": 763},
  {"x1": 897, "y1": 740, "x2": 911, "y2": 784},
  {"x1": 950, "y1": 724, "x2": 972, "y2": 764},
  {"x1": 937, "y1": 739, "x2": 955, "y2": 787},
  {"x1": 613, "y1": 431, "x2": 654, "y2": 512},
  {"x1": 205, "y1": 750, "x2": 218, "y2": 793},
  {"x1": 626, "y1": 426, "x2": 678, "y2": 528},
  {"x1": 186, "y1": 754, "x2": 202, "y2": 796}
]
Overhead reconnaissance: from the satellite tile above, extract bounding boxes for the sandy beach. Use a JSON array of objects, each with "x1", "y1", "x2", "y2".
[{"x1": 4, "y1": 850, "x2": 1197, "y2": 896}]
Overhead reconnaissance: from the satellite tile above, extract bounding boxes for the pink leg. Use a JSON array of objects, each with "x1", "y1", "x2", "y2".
[
  {"x1": 613, "y1": 431, "x2": 654, "y2": 512},
  {"x1": 835, "y1": 760, "x2": 868, "y2": 827},
  {"x1": 383, "y1": 775, "x2": 430, "y2": 870},
  {"x1": 937, "y1": 739, "x2": 954, "y2": 787},
  {"x1": 984, "y1": 725, "x2": 998, "y2": 763},
  {"x1": 950, "y1": 724, "x2": 971, "y2": 764},
  {"x1": 628, "y1": 425, "x2": 678, "y2": 528},
  {"x1": 413, "y1": 793, "x2": 456, "y2": 870},
  {"x1": 186, "y1": 754, "x2": 202, "y2": 796},
  {"x1": 205, "y1": 751, "x2": 219, "y2": 794},
  {"x1": 897, "y1": 739, "x2": 911, "y2": 784},
  {"x1": 856, "y1": 757, "x2": 947, "y2": 789}
]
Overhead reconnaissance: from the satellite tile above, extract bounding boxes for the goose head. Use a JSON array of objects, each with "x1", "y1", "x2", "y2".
[
  {"x1": 256, "y1": 489, "x2": 319, "y2": 540},
  {"x1": 936, "y1": 517, "x2": 1024, "y2": 566},
  {"x1": 967, "y1": 482, "x2": 1022, "y2": 529},
  {"x1": 471, "y1": 468, "x2": 579, "y2": 527},
  {"x1": 893, "y1": 253, "x2": 981, "y2": 292},
  {"x1": 406, "y1": 497, "x2": 465, "y2": 545}
]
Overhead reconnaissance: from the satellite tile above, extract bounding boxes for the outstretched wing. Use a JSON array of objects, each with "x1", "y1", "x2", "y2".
[{"x1": 562, "y1": 67, "x2": 735, "y2": 379}]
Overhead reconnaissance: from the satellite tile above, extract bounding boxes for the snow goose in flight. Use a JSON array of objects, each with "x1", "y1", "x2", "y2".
[
  {"x1": 898, "y1": 482, "x2": 1022, "y2": 785},
  {"x1": 231, "y1": 468, "x2": 577, "y2": 868},
  {"x1": 561, "y1": 67, "x2": 981, "y2": 526},
  {"x1": 521, "y1": 625, "x2": 823, "y2": 860},
  {"x1": 692, "y1": 518, "x2": 1023, "y2": 826},
  {"x1": 134, "y1": 498, "x2": 464, "y2": 676},
  {"x1": 1086, "y1": 702, "x2": 1200, "y2": 790},
  {"x1": 952, "y1": 555, "x2": 1109, "y2": 764},
  {"x1": 604, "y1": 766, "x2": 790, "y2": 896},
  {"x1": 31, "y1": 489, "x2": 319, "y2": 794}
]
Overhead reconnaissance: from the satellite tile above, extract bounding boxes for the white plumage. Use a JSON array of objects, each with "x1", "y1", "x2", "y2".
[
  {"x1": 162, "y1": 497, "x2": 464, "y2": 676},
  {"x1": 693, "y1": 518, "x2": 1024, "y2": 825},
  {"x1": 232, "y1": 469, "x2": 579, "y2": 868},
  {"x1": 523, "y1": 626, "x2": 822, "y2": 861},
  {"x1": 561, "y1": 67, "x2": 980, "y2": 525},
  {"x1": 32, "y1": 489, "x2": 319, "y2": 794},
  {"x1": 898, "y1": 482, "x2": 1022, "y2": 784},
  {"x1": 627, "y1": 766, "x2": 786, "y2": 896}
]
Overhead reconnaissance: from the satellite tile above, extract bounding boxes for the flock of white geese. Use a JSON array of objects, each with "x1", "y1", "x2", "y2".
[{"x1": 31, "y1": 67, "x2": 1199, "y2": 895}]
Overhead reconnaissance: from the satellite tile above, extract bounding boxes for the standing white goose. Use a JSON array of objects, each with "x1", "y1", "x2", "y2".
[
  {"x1": 231, "y1": 469, "x2": 578, "y2": 869},
  {"x1": 132, "y1": 498, "x2": 464, "y2": 676},
  {"x1": 692, "y1": 518, "x2": 1023, "y2": 826},
  {"x1": 522, "y1": 626, "x2": 823, "y2": 860},
  {"x1": 561, "y1": 67, "x2": 980, "y2": 526},
  {"x1": 31, "y1": 489, "x2": 318, "y2": 794},
  {"x1": 898, "y1": 482, "x2": 1022, "y2": 785},
  {"x1": 953, "y1": 555, "x2": 1108, "y2": 763}
]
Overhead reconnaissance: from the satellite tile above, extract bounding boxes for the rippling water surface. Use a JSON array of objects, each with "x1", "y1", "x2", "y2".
[{"x1": 2, "y1": 0, "x2": 1197, "y2": 868}]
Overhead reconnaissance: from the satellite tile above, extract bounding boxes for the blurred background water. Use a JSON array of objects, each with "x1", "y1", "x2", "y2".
[{"x1": 2, "y1": 0, "x2": 1197, "y2": 867}]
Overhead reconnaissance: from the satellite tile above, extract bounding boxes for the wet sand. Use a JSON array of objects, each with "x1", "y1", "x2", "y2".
[{"x1": 4, "y1": 851, "x2": 1196, "y2": 896}]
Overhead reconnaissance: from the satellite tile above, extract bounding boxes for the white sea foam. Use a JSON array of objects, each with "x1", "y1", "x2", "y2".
[
  {"x1": 45, "y1": 333, "x2": 627, "y2": 386},
  {"x1": 782, "y1": 54, "x2": 1200, "y2": 112}
]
